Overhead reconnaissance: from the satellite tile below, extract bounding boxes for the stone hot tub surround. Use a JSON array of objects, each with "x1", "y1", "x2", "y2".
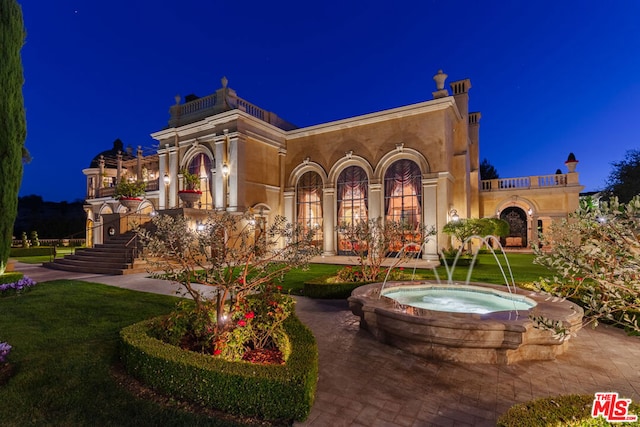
[{"x1": 348, "y1": 282, "x2": 584, "y2": 364}]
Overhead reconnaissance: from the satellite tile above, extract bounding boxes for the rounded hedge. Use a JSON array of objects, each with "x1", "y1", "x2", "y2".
[
  {"x1": 119, "y1": 314, "x2": 318, "y2": 422},
  {"x1": 497, "y1": 394, "x2": 640, "y2": 426}
]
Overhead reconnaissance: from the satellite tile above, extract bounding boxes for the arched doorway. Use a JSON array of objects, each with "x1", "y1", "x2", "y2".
[{"x1": 500, "y1": 207, "x2": 527, "y2": 248}]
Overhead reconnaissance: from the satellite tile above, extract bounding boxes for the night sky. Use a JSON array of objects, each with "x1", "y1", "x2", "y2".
[{"x1": 18, "y1": 0, "x2": 640, "y2": 202}]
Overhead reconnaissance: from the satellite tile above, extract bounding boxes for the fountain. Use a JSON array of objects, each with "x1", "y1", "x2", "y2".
[{"x1": 348, "y1": 237, "x2": 584, "y2": 364}]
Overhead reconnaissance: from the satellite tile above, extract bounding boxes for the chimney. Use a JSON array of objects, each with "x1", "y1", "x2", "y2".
[{"x1": 432, "y1": 70, "x2": 449, "y2": 99}]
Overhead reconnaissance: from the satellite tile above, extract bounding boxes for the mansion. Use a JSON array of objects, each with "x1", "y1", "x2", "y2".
[{"x1": 83, "y1": 71, "x2": 583, "y2": 260}]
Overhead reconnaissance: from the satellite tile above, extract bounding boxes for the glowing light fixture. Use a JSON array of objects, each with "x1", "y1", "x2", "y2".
[
  {"x1": 449, "y1": 209, "x2": 459, "y2": 222},
  {"x1": 222, "y1": 163, "x2": 230, "y2": 177},
  {"x1": 163, "y1": 173, "x2": 170, "y2": 185}
]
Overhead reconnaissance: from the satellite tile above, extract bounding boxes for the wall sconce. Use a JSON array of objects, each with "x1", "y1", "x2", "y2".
[
  {"x1": 196, "y1": 221, "x2": 205, "y2": 232},
  {"x1": 221, "y1": 163, "x2": 230, "y2": 177},
  {"x1": 163, "y1": 173, "x2": 170, "y2": 185},
  {"x1": 527, "y1": 208, "x2": 533, "y2": 216},
  {"x1": 449, "y1": 209, "x2": 459, "y2": 222}
]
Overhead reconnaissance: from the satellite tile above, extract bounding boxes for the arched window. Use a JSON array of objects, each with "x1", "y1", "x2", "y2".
[
  {"x1": 337, "y1": 166, "x2": 368, "y2": 254},
  {"x1": 296, "y1": 171, "x2": 323, "y2": 247},
  {"x1": 384, "y1": 159, "x2": 422, "y2": 251},
  {"x1": 187, "y1": 153, "x2": 213, "y2": 209}
]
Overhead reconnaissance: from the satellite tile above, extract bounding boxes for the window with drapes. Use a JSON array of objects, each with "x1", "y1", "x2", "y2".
[
  {"x1": 187, "y1": 153, "x2": 213, "y2": 209},
  {"x1": 296, "y1": 171, "x2": 323, "y2": 247},
  {"x1": 384, "y1": 159, "x2": 422, "y2": 251},
  {"x1": 337, "y1": 166, "x2": 368, "y2": 254}
]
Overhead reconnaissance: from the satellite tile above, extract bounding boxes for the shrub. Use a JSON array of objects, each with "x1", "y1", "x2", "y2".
[
  {"x1": 120, "y1": 314, "x2": 318, "y2": 422},
  {"x1": 9, "y1": 246, "x2": 54, "y2": 257},
  {"x1": 0, "y1": 272, "x2": 23, "y2": 285},
  {"x1": 303, "y1": 280, "x2": 365, "y2": 299},
  {"x1": 497, "y1": 394, "x2": 640, "y2": 426},
  {"x1": 533, "y1": 195, "x2": 640, "y2": 335}
]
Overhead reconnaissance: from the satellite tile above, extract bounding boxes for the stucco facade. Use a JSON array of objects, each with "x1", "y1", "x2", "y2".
[{"x1": 83, "y1": 71, "x2": 583, "y2": 257}]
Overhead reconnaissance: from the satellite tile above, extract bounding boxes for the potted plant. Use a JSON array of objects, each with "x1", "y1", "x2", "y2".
[
  {"x1": 114, "y1": 179, "x2": 146, "y2": 211},
  {"x1": 178, "y1": 169, "x2": 202, "y2": 207},
  {"x1": 565, "y1": 152, "x2": 578, "y2": 173}
]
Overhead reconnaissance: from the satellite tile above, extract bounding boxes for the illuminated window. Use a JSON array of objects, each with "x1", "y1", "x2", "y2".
[
  {"x1": 337, "y1": 166, "x2": 368, "y2": 254},
  {"x1": 296, "y1": 171, "x2": 323, "y2": 247},
  {"x1": 384, "y1": 159, "x2": 422, "y2": 251},
  {"x1": 187, "y1": 153, "x2": 213, "y2": 209}
]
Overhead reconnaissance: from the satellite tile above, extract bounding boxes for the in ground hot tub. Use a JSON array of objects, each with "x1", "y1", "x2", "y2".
[{"x1": 348, "y1": 281, "x2": 583, "y2": 364}]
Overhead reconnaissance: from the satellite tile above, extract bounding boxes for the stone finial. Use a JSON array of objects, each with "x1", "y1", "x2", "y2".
[
  {"x1": 174, "y1": 94, "x2": 181, "y2": 105},
  {"x1": 432, "y1": 70, "x2": 449, "y2": 99},
  {"x1": 221, "y1": 76, "x2": 228, "y2": 88},
  {"x1": 434, "y1": 70, "x2": 448, "y2": 90}
]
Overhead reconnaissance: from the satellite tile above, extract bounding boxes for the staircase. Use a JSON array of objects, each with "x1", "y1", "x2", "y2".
[{"x1": 43, "y1": 231, "x2": 149, "y2": 275}]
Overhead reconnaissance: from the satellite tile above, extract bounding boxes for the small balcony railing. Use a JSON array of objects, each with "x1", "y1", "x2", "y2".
[{"x1": 481, "y1": 174, "x2": 568, "y2": 191}]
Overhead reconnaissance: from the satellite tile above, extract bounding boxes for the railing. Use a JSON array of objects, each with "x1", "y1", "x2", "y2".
[
  {"x1": 481, "y1": 173, "x2": 568, "y2": 191},
  {"x1": 124, "y1": 233, "x2": 139, "y2": 264},
  {"x1": 87, "y1": 178, "x2": 160, "y2": 200},
  {"x1": 169, "y1": 89, "x2": 296, "y2": 130}
]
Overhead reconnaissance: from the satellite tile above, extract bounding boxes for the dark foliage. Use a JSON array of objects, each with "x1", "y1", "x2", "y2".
[
  {"x1": 605, "y1": 149, "x2": 640, "y2": 203},
  {"x1": 0, "y1": 0, "x2": 27, "y2": 273}
]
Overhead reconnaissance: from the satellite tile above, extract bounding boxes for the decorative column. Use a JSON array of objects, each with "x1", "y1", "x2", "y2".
[
  {"x1": 322, "y1": 187, "x2": 336, "y2": 256},
  {"x1": 368, "y1": 182, "x2": 382, "y2": 221},
  {"x1": 422, "y1": 177, "x2": 439, "y2": 261},
  {"x1": 283, "y1": 190, "x2": 295, "y2": 225}
]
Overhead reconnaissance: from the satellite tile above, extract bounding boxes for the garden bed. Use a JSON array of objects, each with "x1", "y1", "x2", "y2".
[{"x1": 120, "y1": 314, "x2": 318, "y2": 422}]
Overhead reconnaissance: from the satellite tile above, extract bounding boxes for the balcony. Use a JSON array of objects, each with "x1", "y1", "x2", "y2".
[
  {"x1": 168, "y1": 88, "x2": 297, "y2": 130},
  {"x1": 481, "y1": 173, "x2": 570, "y2": 192}
]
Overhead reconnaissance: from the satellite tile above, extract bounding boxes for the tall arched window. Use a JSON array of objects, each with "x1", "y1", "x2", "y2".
[
  {"x1": 337, "y1": 166, "x2": 368, "y2": 254},
  {"x1": 296, "y1": 171, "x2": 323, "y2": 247},
  {"x1": 187, "y1": 153, "x2": 213, "y2": 209},
  {"x1": 384, "y1": 159, "x2": 422, "y2": 251}
]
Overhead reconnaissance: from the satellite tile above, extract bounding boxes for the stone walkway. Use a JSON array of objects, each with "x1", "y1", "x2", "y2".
[{"x1": 14, "y1": 262, "x2": 640, "y2": 426}]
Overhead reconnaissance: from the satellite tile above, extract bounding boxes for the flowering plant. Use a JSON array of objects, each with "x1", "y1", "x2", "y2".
[
  {"x1": 0, "y1": 342, "x2": 11, "y2": 364},
  {"x1": 214, "y1": 284, "x2": 294, "y2": 361},
  {"x1": 0, "y1": 276, "x2": 36, "y2": 296}
]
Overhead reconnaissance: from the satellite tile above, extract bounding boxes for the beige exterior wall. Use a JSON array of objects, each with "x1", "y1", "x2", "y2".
[{"x1": 83, "y1": 73, "x2": 583, "y2": 253}]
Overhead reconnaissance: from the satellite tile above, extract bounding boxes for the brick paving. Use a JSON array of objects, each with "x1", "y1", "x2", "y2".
[
  {"x1": 293, "y1": 297, "x2": 640, "y2": 427},
  {"x1": 16, "y1": 262, "x2": 640, "y2": 426}
]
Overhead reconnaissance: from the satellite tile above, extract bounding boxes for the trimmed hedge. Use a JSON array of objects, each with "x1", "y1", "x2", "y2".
[
  {"x1": 497, "y1": 394, "x2": 640, "y2": 426},
  {"x1": 9, "y1": 246, "x2": 54, "y2": 257},
  {"x1": 303, "y1": 280, "x2": 367, "y2": 299},
  {"x1": 119, "y1": 314, "x2": 318, "y2": 422},
  {"x1": 0, "y1": 272, "x2": 23, "y2": 285}
]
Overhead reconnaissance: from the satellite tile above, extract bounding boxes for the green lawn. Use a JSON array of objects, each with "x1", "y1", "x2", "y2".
[
  {"x1": 9, "y1": 246, "x2": 76, "y2": 264},
  {"x1": 278, "y1": 253, "x2": 553, "y2": 294},
  {"x1": 0, "y1": 281, "x2": 246, "y2": 426}
]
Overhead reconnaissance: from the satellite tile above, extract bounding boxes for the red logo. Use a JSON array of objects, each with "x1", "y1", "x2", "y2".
[{"x1": 592, "y1": 392, "x2": 637, "y2": 422}]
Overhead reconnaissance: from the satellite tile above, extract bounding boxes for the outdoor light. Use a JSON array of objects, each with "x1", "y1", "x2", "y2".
[
  {"x1": 196, "y1": 222, "x2": 205, "y2": 232},
  {"x1": 449, "y1": 209, "x2": 459, "y2": 222},
  {"x1": 163, "y1": 173, "x2": 170, "y2": 185},
  {"x1": 527, "y1": 208, "x2": 533, "y2": 216},
  {"x1": 221, "y1": 163, "x2": 230, "y2": 177}
]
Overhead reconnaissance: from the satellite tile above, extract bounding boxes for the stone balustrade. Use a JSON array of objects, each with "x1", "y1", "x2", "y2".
[{"x1": 481, "y1": 173, "x2": 574, "y2": 191}]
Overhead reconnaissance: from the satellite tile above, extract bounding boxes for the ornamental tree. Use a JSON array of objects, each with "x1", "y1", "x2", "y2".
[
  {"x1": 0, "y1": 0, "x2": 27, "y2": 275},
  {"x1": 337, "y1": 217, "x2": 435, "y2": 282},
  {"x1": 533, "y1": 195, "x2": 640, "y2": 334},
  {"x1": 138, "y1": 210, "x2": 320, "y2": 357},
  {"x1": 442, "y1": 217, "x2": 509, "y2": 251}
]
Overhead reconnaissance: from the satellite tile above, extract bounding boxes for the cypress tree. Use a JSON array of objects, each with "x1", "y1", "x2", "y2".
[{"x1": 0, "y1": 0, "x2": 27, "y2": 274}]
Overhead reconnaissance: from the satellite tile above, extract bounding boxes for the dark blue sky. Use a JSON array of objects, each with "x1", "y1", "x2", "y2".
[{"x1": 18, "y1": 0, "x2": 640, "y2": 202}]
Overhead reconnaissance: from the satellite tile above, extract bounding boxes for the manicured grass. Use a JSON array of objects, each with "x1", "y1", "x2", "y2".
[
  {"x1": 0, "y1": 280, "x2": 247, "y2": 426},
  {"x1": 278, "y1": 253, "x2": 552, "y2": 295},
  {"x1": 9, "y1": 246, "x2": 76, "y2": 264}
]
